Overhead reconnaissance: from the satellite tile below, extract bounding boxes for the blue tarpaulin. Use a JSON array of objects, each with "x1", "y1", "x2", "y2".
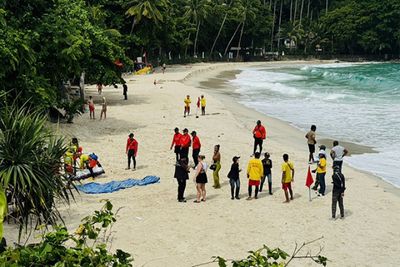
[{"x1": 76, "y1": 176, "x2": 160, "y2": 194}]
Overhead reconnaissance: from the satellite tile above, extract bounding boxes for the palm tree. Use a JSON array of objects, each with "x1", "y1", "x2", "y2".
[
  {"x1": 210, "y1": 0, "x2": 233, "y2": 57},
  {"x1": 184, "y1": 0, "x2": 211, "y2": 57},
  {"x1": 125, "y1": 0, "x2": 168, "y2": 35},
  {"x1": 0, "y1": 105, "x2": 75, "y2": 239},
  {"x1": 234, "y1": 0, "x2": 258, "y2": 59}
]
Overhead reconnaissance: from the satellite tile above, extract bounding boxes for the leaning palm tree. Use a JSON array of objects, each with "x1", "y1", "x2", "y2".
[
  {"x1": 125, "y1": 0, "x2": 169, "y2": 35},
  {"x1": 209, "y1": 0, "x2": 234, "y2": 57},
  {"x1": 0, "y1": 104, "x2": 75, "y2": 240}
]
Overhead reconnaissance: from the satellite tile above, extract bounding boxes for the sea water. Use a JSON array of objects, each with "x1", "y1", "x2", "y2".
[{"x1": 230, "y1": 63, "x2": 400, "y2": 187}]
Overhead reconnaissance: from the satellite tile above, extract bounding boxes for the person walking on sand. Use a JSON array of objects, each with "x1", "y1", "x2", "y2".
[
  {"x1": 212, "y1": 145, "x2": 221, "y2": 189},
  {"x1": 170, "y1": 127, "x2": 182, "y2": 162},
  {"x1": 180, "y1": 128, "x2": 191, "y2": 159},
  {"x1": 162, "y1": 63, "x2": 166, "y2": 74},
  {"x1": 331, "y1": 165, "x2": 346, "y2": 219},
  {"x1": 306, "y1": 125, "x2": 317, "y2": 163},
  {"x1": 100, "y1": 97, "x2": 107, "y2": 120},
  {"x1": 281, "y1": 154, "x2": 294, "y2": 203},
  {"x1": 184, "y1": 95, "x2": 191, "y2": 117},
  {"x1": 126, "y1": 133, "x2": 138, "y2": 170},
  {"x1": 123, "y1": 83, "x2": 128, "y2": 100},
  {"x1": 97, "y1": 83, "x2": 103, "y2": 95},
  {"x1": 252, "y1": 120, "x2": 266, "y2": 155},
  {"x1": 227, "y1": 156, "x2": 241, "y2": 200},
  {"x1": 174, "y1": 157, "x2": 190, "y2": 203},
  {"x1": 313, "y1": 152, "x2": 327, "y2": 196},
  {"x1": 261, "y1": 152, "x2": 273, "y2": 195},
  {"x1": 330, "y1": 141, "x2": 348, "y2": 173},
  {"x1": 200, "y1": 95, "x2": 206, "y2": 116},
  {"x1": 194, "y1": 155, "x2": 208, "y2": 203},
  {"x1": 246, "y1": 152, "x2": 263, "y2": 200},
  {"x1": 191, "y1": 131, "x2": 201, "y2": 167},
  {"x1": 88, "y1": 96, "x2": 95, "y2": 119}
]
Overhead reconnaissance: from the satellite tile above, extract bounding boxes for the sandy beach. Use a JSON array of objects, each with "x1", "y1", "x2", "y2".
[{"x1": 4, "y1": 61, "x2": 400, "y2": 266}]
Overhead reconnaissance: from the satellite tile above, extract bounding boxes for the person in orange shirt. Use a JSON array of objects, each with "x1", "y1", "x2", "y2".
[
  {"x1": 180, "y1": 128, "x2": 191, "y2": 159},
  {"x1": 126, "y1": 133, "x2": 138, "y2": 170},
  {"x1": 191, "y1": 131, "x2": 201, "y2": 167},
  {"x1": 170, "y1": 127, "x2": 182, "y2": 162},
  {"x1": 252, "y1": 120, "x2": 266, "y2": 155}
]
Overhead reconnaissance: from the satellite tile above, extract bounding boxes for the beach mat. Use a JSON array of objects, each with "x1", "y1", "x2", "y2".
[{"x1": 77, "y1": 176, "x2": 160, "y2": 194}]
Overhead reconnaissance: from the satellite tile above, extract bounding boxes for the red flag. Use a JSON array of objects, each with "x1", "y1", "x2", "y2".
[
  {"x1": 305, "y1": 166, "x2": 314, "y2": 188},
  {"x1": 197, "y1": 97, "x2": 200, "y2": 108}
]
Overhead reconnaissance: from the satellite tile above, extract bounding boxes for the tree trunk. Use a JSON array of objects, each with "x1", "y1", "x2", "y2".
[
  {"x1": 307, "y1": 0, "x2": 310, "y2": 19},
  {"x1": 224, "y1": 22, "x2": 242, "y2": 56},
  {"x1": 294, "y1": 0, "x2": 298, "y2": 22},
  {"x1": 290, "y1": 0, "x2": 293, "y2": 21},
  {"x1": 236, "y1": 20, "x2": 245, "y2": 59},
  {"x1": 193, "y1": 20, "x2": 201, "y2": 57},
  {"x1": 129, "y1": 17, "x2": 136, "y2": 35},
  {"x1": 210, "y1": 13, "x2": 228, "y2": 56},
  {"x1": 270, "y1": 0, "x2": 277, "y2": 52},
  {"x1": 277, "y1": 0, "x2": 283, "y2": 52},
  {"x1": 326, "y1": 0, "x2": 328, "y2": 15},
  {"x1": 184, "y1": 33, "x2": 191, "y2": 58},
  {"x1": 299, "y1": 0, "x2": 304, "y2": 25}
]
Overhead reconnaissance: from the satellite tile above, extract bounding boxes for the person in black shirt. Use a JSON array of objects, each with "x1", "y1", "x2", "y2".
[
  {"x1": 332, "y1": 165, "x2": 346, "y2": 219},
  {"x1": 261, "y1": 152, "x2": 273, "y2": 195},
  {"x1": 174, "y1": 157, "x2": 190, "y2": 202},
  {"x1": 123, "y1": 83, "x2": 128, "y2": 100},
  {"x1": 227, "y1": 156, "x2": 241, "y2": 200}
]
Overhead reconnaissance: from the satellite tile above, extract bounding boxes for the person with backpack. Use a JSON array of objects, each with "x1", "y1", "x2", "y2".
[{"x1": 332, "y1": 165, "x2": 346, "y2": 219}]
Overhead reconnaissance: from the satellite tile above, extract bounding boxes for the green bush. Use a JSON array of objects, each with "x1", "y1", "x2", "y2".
[{"x1": 0, "y1": 200, "x2": 133, "y2": 266}]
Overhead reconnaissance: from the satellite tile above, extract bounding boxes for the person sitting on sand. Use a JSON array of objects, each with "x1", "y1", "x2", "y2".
[
  {"x1": 212, "y1": 145, "x2": 221, "y2": 189},
  {"x1": 100, "y1": 97, "x2": 107, "y2": 120},
  {"x1": 88, "y1": 96, "x2": 95, "y2": 119},
  {"x1": 170, "y1": 127, "x2": 182, "y2": 162},
  {"x1": 330, "y1": 140, "x2": 348, "y2": 173},
  {"x1": 261, "y1": 152, "x2": 273, "y2": 195},
  {"x1": 331, "y1": 165, "x2": 346, "y2": 219},
  {"x1": 252, "y1": 120, "x2": 266, "y2": 155},
  {"x1": 126, "y1": 133, "x2": 138, "y2": 170},
  {"x1": 281, "y1": 154, "x2": 294, "y2": 203},
  {"x1": 180, "y1": 129, "x2": 191, "y2": 159},
  {"x1": 184, "y1": 95, "x2": 191, "y2": 117},
  {"x1": 200, "y1": 95, "x2": 206, "y2": 116},
  {"x1": 246, "y1": 152, "x2": 263, "y2": 200},
  {"x1": 191, "y1": 131, "x2": 201, "y2": 167},
  {"x1": 227, "y1": 156, "x2": 241, "y2": 200},
  {"x1": 174, "y1": 157, "x2": 190, "y2": 203},
  {"x1": 306, "y1": 125, "x2": 317, "y2": 163},
  {"x1": 194, "y1": 155, "x2": 208, "y2": 203}
]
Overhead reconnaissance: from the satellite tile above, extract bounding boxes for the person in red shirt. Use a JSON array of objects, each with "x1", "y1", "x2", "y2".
[
  {"x1": 170, "y1": 127, "x2": 182, "y2": 162},
  {"x1": 191, "y1": 131, "x2": 201, "y2": 167},
  {"x1": 126, "y1": 133, "x2": 138, "y2": 170},
  {"x1": 252, "y1": 120, "x2": 266, "y2": 155},
  {"x1": 180, "y1": 128, "x2": 191, "y2": 159}
]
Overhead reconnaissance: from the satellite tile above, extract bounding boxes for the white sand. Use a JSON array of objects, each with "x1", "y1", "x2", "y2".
[{"x1": 4, "y1": 62, "x2": 400, "y2": 266}]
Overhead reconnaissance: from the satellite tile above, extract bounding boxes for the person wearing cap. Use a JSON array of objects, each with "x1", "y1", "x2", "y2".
[
  {"x1": 246, "y1": 152, "x2": 264, "y2": 200},
  {"x1": 174, "y1": 157, "x2": 190, "y2": 203},
  {"x1": 227, "y1": 156, "x2": 241, "y2": 200},
  {"x1": 170, "y1": 128, "x2": 182, "y2": 162},
  {"x1": 191, "y1": 131, "x2": 201, "y2": 167},
  {"x1": 281, "y1": 154, "x2": 294, "y2": 203},
  {"x1": 252, "y1": 120, "x2": 266, "y2": 155},
  {"x1": 313, "y1": 152, "x2": 327, "y2": 196},
  {"x1": 331, "y1": 165, "x2": 346, "y2": 219},
  {"x1": 184, "y1": 95, "x2": 191, "y2": 117},
  {"x1": 126, "y1": 133, "x2": 138, "y2": 170},
  {"x1": 261, "y1": 152, "x2": 273, "y2": 195},
  {"x1": 330, "y1": 141, "x2": 348, "y2": 173},
  {"x1": 305, "y1": 125, "x2": 317, "y2": 163},
  {"x1": 212, "y1": 145, "x2": 222, "y2": 189},
  {"x1": 180, "y1": 129, "x2": 191, "y2": 159},
  {"x1": 80, "y1": 153, "x2": 102, "y2": 179},
  {"x1": 318, "y1": 145, "x2": 327, "y2": 159}
]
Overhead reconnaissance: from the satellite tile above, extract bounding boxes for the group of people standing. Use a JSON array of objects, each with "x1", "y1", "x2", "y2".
[
  {"x1": 306, "y1": 125, "x2": 348, "y2": 219},
  {"x1": 183, "y1": 95, "x2": 206, "y2": 118}
]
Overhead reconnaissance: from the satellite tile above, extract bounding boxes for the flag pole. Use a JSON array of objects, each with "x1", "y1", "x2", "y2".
[{"x1": 309, "y1": 187, "x2": 311, "y2": 202}]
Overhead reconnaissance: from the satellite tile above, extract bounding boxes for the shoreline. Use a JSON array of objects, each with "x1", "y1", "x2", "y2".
[{"x1": 184, "y1": 64, "x2": 399, "y2": 194}]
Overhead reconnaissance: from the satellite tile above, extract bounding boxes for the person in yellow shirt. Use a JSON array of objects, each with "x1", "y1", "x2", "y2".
[
  {"x1": 313, "y1": 152, "x2": 327, "y2": 196},
  {"x1": 200, "y1": 95, "x2": 206, "y2": 115},
  {"x1": 184, "y1": 95, "x2": 191, "y2": 117},
  {"x1": 281, "y1": 154, "x2": 294, "y2": 203},
  {"x1": 246, "y1": 152, "x2": 263, "y2": 200}
]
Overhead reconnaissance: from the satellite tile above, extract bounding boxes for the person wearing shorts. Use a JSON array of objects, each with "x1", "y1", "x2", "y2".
[
  {"x1": 184, "y1": 95, "x2": 191, "y2": 117},
  {"x1": 88, "y1": 96, "x2": 95, "y2": 119},
  {"x1": 246, "y1": 152, "x2": 263, "y2": 200},
  {"x1": 281, "y1": 154, "x2": 294, "y2": 203},
  {"x1": 305, "y1": 125, "x2": 317, "y2": 163}
]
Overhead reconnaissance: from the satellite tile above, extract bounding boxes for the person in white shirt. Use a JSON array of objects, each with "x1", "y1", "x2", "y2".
[{"x1": 330, "y1": 141, "x2": 348, "y2": 173}]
